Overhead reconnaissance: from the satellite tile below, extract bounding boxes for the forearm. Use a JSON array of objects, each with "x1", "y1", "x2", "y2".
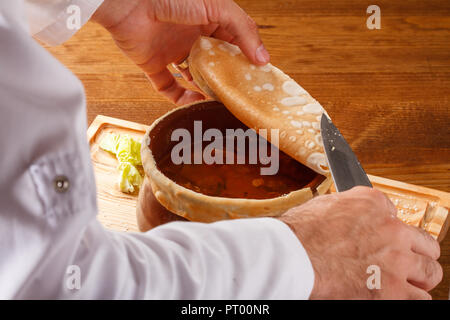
[{"x1": 47, "y1": 218, "x2": 315, "y2": 299}]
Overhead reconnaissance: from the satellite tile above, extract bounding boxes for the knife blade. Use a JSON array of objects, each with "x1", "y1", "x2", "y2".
[{"x1": 320, "y1": 114, "x2": 372, "y2": 192}]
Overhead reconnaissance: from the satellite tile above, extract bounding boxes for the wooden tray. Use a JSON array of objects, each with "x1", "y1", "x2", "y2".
[
  {"x1": 88, "y1": 115, "x2": 450, "y2": 241},
  {"x1": 88, "y1": 115, "x2": 148, "y2": 233}
]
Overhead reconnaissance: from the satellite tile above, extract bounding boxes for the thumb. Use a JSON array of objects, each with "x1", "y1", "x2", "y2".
[
  {"x1": 203, "y1": 0, "x2": 270, "y2": 65},
  {"x1": 152, "y1": 0, "x2": 270, "y2": 65}
]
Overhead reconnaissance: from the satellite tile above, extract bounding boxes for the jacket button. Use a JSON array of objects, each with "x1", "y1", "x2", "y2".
[{"x1": 54, "y1": 175, "x2": 70, "y2": 193}]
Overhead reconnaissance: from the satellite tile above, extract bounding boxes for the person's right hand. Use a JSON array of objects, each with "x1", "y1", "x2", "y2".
[{"x1": 278, "y1": 186, "x2": 443, "y2": 299}]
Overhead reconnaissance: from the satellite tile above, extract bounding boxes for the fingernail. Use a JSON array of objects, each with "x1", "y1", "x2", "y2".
[{"x1": 255, "y1": 44, "x2": 270, "y2": 64}]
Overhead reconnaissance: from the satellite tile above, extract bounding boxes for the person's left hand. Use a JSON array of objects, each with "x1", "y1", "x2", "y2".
[{"x1": 92, "y1": 0, "x2": 270, "y2": 105}]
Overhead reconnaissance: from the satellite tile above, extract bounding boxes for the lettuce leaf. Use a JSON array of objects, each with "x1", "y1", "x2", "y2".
[
  {"x1": 118, "y1": 162, "x2": 143, "y2": 194},
  {"x1": 116, "y1": 134, "x2": 141, "y2": 166},
  {"x1": 100, "y1": 133, "x2": 143, "y2": 193},
  {"x1": 99, "y1": 132, "x2": 120, "y2": 154}
]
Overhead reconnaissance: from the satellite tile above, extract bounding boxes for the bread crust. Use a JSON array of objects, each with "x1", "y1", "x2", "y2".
[{"x1": 189, "y1": 37, "x2": 330, "y2": 175}]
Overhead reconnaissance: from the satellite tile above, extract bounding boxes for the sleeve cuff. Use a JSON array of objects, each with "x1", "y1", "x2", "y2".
[
  {"x1": 149, "y1": 217, "x2": 316, "y2": 299},
  {"x1": 257, "y1": 218, "x2": 316, "y2": 299},
  {"x1": 27, "y1": 0, "x2": 104, "y2": 46}
]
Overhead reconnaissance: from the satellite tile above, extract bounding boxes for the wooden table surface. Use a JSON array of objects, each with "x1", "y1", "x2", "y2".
[{"x1": 43, "y1": 0, "x2": 449, "y2": 299}]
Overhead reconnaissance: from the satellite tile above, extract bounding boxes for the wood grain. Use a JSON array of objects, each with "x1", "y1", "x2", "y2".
[
  {"x1": 89, "y1": 115, "x2": 449, "y2": 239},
  {"x1": 43, "y1": 0, "x2": 450, "y2": 299}
]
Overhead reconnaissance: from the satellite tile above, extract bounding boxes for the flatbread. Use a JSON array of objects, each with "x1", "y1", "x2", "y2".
[{"x1": 189, "y1": 36, "x2": 329, "y2": 175}]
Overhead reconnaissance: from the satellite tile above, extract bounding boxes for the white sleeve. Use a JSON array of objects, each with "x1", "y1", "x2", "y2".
[
  {"x1": 16, "y1": 218, "x2": 315, "y2": 299},
  {"x1": 24, "y1": 0, "x2": 104, "y2": 45},
  {"x1": 0, "y1": 1, "x2": 315, "y2": 299}
]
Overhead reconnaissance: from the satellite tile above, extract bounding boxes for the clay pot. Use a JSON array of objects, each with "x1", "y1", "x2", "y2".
[{"x1": 137, "y1": 101, "x2": 331, "y2": 231}]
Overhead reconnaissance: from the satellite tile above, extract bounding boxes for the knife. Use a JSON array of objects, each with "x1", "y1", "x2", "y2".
[{"x1": 320, "y1": 114, "x2": 372, "y2": 192}]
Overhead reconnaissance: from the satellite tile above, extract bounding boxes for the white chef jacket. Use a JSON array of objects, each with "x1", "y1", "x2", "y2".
[{"x1": 0, "y1": 0, "x2": 315, "y2": 299}]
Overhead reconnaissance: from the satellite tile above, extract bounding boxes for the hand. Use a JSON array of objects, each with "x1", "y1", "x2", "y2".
[
  {"x1": 278, "y1": 186, "x2": 443, "y2": 300},
  {"x1": 92, "y1": 0, "x2": 270, "y2": 105}
]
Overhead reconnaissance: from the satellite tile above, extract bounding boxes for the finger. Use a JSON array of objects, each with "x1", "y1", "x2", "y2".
[
  {"x1": 170, "y1": 65, "x2": 204, "y2": 92},
  {"x1": 200, "y1": 23, "x2": 220, "y2": 36},
  {"x1": 172, "y1": 54, "x2": 195, "y2": 83},
  {"x1": 152, "y1": 0, "x2": 269, "y2": 64},
  {"x1": 176, "y1": 89, "x2": 206, "y2": 105},
  {"x1": 371, "y1": 188, "x2": 397, "y2": 217},
  {"x1": 179, "y1": 67, "x2": 194, "y2": 82},
  {"x1": 344, "y1": 186, "x2": 397, "y2": 217},
  {"x1": 382, "y1": 193, "x2": 398, "y2": 217},
  {"x1": 342, "y1": 186, "x2": 374, "y2": 198},
  {"x1": 174, "y1": 55, "x2": 189, "y2": 66},
  {"x1": 210, "y1": 25, "x2": 235, "y2": 44},
  {"x1": 146, "y1": 68, "x2": 205, "y2": 105},
  {"x1": 171, "y1": 64, "x2": 202, "y2": 92},
  {"x1": 408, "y1": 225, "x2": 441, "y2": 260},
  {"x1": 406, "y1": 283, "x2": 432, "y2": 300},
  {"x1": 204, "y1": 0, "x2": 270, "y2": 65},
  {"x1": 407, "y1": 253, "x2": 443, "y2": 291},
  {"x1": 172, "y1": 62, "x2": 193, "y2": 82}
]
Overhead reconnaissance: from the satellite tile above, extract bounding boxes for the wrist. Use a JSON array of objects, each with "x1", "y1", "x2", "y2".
[
  {"x1": 91, "y1": 0, "x2": 141, "y2": 29},
  {"x1": 276, "y1": 215, "x2": 300, "y2": 241},
  {"x1": 276, "y1": 215, "x2": 324, "y2": 299}
]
